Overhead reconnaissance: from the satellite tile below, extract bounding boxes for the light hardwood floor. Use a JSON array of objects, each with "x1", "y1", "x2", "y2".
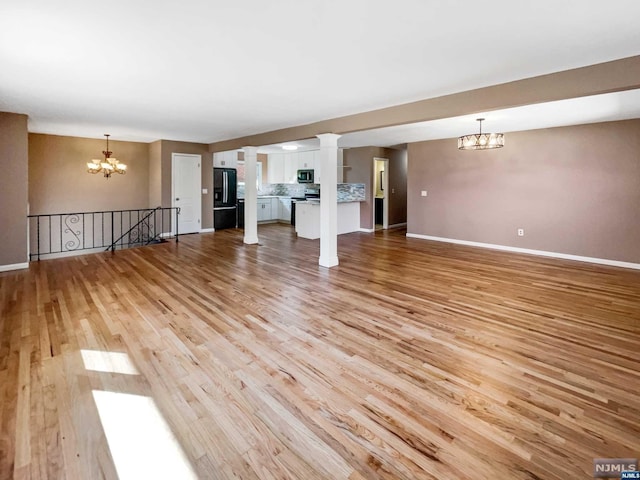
[{"x1": 1, "y1": 225, "x2": 639, "y2": 479}]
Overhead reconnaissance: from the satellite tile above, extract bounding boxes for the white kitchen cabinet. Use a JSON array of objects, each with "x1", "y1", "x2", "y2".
[
  {"x1": 268, "y1": 153, "x2": 285, "y2": 183},
  {"x1": 298, "y1": 150, "x2": 314, "y2": 170},
  {"x1": 257, "y1": 197, "x2": 280, "y2": 222},
  {"x1": 257, "y1": 198, "x2": 272, "y2": 221},
  {"x1": 278, "y1": 197, "x2": 292, "y2": 222},
  {"x1": 268, "y1": 150, "x2": 321, "y2": 184},
  {"x1": 213, "y1": 150, "x2": 238, "y2": 168},
  {"x1": 313, "y1": 149, "x2": 321, "y2": 183},
  {"x1": 283, "y1": 153, "x2": 298, "y2": 183}
]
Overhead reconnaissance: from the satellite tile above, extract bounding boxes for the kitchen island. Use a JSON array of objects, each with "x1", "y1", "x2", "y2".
[{"x1": 295, "y1": 200, "x2": 362, "y2": 240}]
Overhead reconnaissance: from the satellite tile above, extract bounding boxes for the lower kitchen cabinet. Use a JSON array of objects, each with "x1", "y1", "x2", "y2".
[
  {"x1": 257, "y1": 198, "x2": 272, "y2": 221},
  {"x1": 257, "y1": 197, "x2": 282, "y2": 222},
  {"x1": 278, "y1": 198, "x2": 292, "y2": 222}
]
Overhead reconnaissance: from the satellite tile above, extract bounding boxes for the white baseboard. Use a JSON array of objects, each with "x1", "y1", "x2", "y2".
[
  {"x1": 406, "y1": 233, "x2": 640, "y2": 270},
  {"x1": 200, "y1": 228, "x2": 215, "y2": 233},
  {"x1": 388, "y1": 222, "x2": 407, "y2": 229},
  {"x1": 359, "y1": 224, "x2": 406, "y2": 233},
  {"x1": 0, "y1": 262, "x2": 29, "y2": 272}
]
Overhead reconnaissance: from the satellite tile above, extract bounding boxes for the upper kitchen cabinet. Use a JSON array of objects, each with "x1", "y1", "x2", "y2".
[
  {"x1": 267, "y1": 150, "x2": 321, "y2": 183},
  {"x1": 283, "y1": 152, "x2": 298, "y2": 183},
  {"x1": 213, "y1": 150, "x2": 238, "y2": 168},
  {"x1": 297, "y1": 150, "x2": 314, "y2": 170},
  {"x1": 268, "y1": 153, "x2": 285, "y2": 183},
  {"x1": 313, "y1": 149, "x2": 321, "y2": 183}
]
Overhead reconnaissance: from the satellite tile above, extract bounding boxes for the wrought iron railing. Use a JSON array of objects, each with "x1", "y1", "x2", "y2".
[{"x1": 28, "y1": 207, "x2": 180, "y2": 261}]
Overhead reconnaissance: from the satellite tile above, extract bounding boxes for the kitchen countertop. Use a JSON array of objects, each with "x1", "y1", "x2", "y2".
[
  {"x1": 294, "y1": 199, "x2": 363, "y2": 204},
  {"x1": 241, "y1": 196, "x2": 363, "y2": 203},
  {"x1": 238, "y1": 195, "x2": 283, "y2": 200}
]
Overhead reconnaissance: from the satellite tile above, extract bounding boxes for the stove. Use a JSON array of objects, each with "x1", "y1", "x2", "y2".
[{"x1": 304, "y1": 187, "x2": 320, "y2": 199}]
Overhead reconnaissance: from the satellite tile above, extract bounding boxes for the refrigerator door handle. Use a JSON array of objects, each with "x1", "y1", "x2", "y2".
[{"x1": 223, "y1": 171, "x2": 228, "y2": 204}]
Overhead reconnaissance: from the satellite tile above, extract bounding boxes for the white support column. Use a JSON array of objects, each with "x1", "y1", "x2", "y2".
[
  {"x1": 243, "y1": 146, "x2": 259, "y2": 244},
  {"x1": 317, "y1": 133, "x2": 341, "y2": 268}
]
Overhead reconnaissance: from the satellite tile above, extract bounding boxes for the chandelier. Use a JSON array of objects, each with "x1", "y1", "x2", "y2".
[
  {"x1": 458, "y1": 118, "x2": 505, "y2": 150},
  {"x1": 87, "y1": 134, "x2": 127, "y2": 178}
]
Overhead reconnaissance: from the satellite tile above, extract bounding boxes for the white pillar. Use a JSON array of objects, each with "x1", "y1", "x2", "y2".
[
  {"x1": 317, "y1": 133, "x2": 341, "y2": 268},
  {"x1": 243, "y1": 146, "x2": 259, "y2": 244}
]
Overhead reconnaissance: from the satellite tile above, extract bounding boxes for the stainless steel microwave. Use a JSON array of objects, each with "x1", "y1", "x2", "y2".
[{"x1": 297, "y1": 169, "x2": 314, "y2": 183}]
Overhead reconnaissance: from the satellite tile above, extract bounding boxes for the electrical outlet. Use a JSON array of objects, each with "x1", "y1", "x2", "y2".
[
  {"x1": 517, "y1": 228, "x2": 524, "y2": 236},
  {"x1": 421, "y1": 190, "x2": 428, "y2": 197}
]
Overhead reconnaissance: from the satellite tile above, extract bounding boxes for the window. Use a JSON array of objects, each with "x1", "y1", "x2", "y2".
[{"x1": 237, "y1": 161, "x2": 262, "y2": 188}]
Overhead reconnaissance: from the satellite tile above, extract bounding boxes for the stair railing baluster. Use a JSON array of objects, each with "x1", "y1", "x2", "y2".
[{"x1": 27, "y1": 207, "x2": 179, "y2": 259}]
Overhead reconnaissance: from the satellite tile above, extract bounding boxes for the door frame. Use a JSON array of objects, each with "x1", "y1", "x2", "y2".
[
  {"x1": 373, "y1": 157, "x2": 389, "y2": 230},
  {"x1": 171, "y1": 153, "x2": 202, "y2": 235}
]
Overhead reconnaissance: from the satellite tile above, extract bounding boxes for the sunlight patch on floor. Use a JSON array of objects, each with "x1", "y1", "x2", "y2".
[
  {"x1": 92, "y1": 390, "x2": 198, "y2": 480},
  {"x1": 81, "y1": 349, "x2": 140, "y2": 375}
]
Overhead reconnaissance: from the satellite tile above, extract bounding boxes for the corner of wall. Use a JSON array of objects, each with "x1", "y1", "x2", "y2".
[{"x1": 0, "y1": 112, "x2": 29, "y2": 267}]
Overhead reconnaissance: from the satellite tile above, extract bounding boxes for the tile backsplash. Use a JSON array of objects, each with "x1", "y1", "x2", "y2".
[
  {"x1": 260, "y1": 183, "x2": 307, "y2": 197},
  {"x1": 240, "y1": 183, "x2": 366, "y2": 202},
  {"x1": 337, "y1": 183, "x2": 365, "y2": 202}
]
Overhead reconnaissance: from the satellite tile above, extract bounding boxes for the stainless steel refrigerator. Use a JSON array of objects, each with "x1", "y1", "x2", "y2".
[{"x1": 214, "y1": 168, "x2": 237, "y2": 229}]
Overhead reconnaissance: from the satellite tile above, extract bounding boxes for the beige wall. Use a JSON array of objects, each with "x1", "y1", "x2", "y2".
[
  {"x1": 159, "y1": 140, "x2": 213, "y2": 229},
  {"x1": 407, "y1": 119, "x2": 640, "y2": 263},
  {"x1": 237, "y1": 151, "x2": 269, "y2": 184},
  {"x1": 29, "y1": 134, "x2": 150, "y2": 214},
  {"x1": 0, "y1": 112, "x2": 29, "y2": 267},
  {"x1": 258, "y1": 153, "x2": 269, "y2": 184},
  {"x1": 148, "y1": 140, "x2": 162, "y2": 208},
  {"x1": 28, "y1": 135, "x2": 215, "y2": 232},
  {"x1": 344, "y1": 146, "x2": 408, "y2": 230},
  {"x1": 344, "y1": 147, "x2": 384, "y2": 229},
  {"x1": 386, "y1": 148, "x2": 408, "y2": 226}
]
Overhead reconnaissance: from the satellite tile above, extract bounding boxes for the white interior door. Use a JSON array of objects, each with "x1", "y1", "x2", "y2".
[{"x1": 172, "y1": 154, "x2": 201, "y2": 234}]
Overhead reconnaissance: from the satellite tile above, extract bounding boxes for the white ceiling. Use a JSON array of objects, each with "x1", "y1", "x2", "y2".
[{"x1": 1, "y1": 0, "x2": 640, "y2": 144}]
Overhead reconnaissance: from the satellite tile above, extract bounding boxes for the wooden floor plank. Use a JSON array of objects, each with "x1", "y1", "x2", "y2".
[{"x1": 1, "y1": 225, "x2": 639, "y2": 479}]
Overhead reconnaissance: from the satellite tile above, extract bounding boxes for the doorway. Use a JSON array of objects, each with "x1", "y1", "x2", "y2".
[
  {"x1": 172, "y1": 153, "x2": 202, "y2": 234},
  {"x1": 373, "y1": 157, "x2": 389, "y2": 230}
]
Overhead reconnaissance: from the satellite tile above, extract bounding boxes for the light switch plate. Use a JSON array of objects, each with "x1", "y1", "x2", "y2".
[
  {"x1": 202, "y1": 188, "x2": 208, "y2": 194},
  {"x1": 421, "y1": 190, "x2": 428, "y2": 197}
]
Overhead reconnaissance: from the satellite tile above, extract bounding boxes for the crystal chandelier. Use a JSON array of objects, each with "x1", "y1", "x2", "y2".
[
  {"x1": 458, "y1": 118, "x2": 505, "y2": 150},
  {"x1": 87, "y1": 134, "x2": 127, "y2": 178}
]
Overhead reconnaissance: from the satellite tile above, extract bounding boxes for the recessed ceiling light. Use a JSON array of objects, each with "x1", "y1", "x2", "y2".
[{"x1": 282, "y1": 145, "x2": 298, "y2": 151}]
